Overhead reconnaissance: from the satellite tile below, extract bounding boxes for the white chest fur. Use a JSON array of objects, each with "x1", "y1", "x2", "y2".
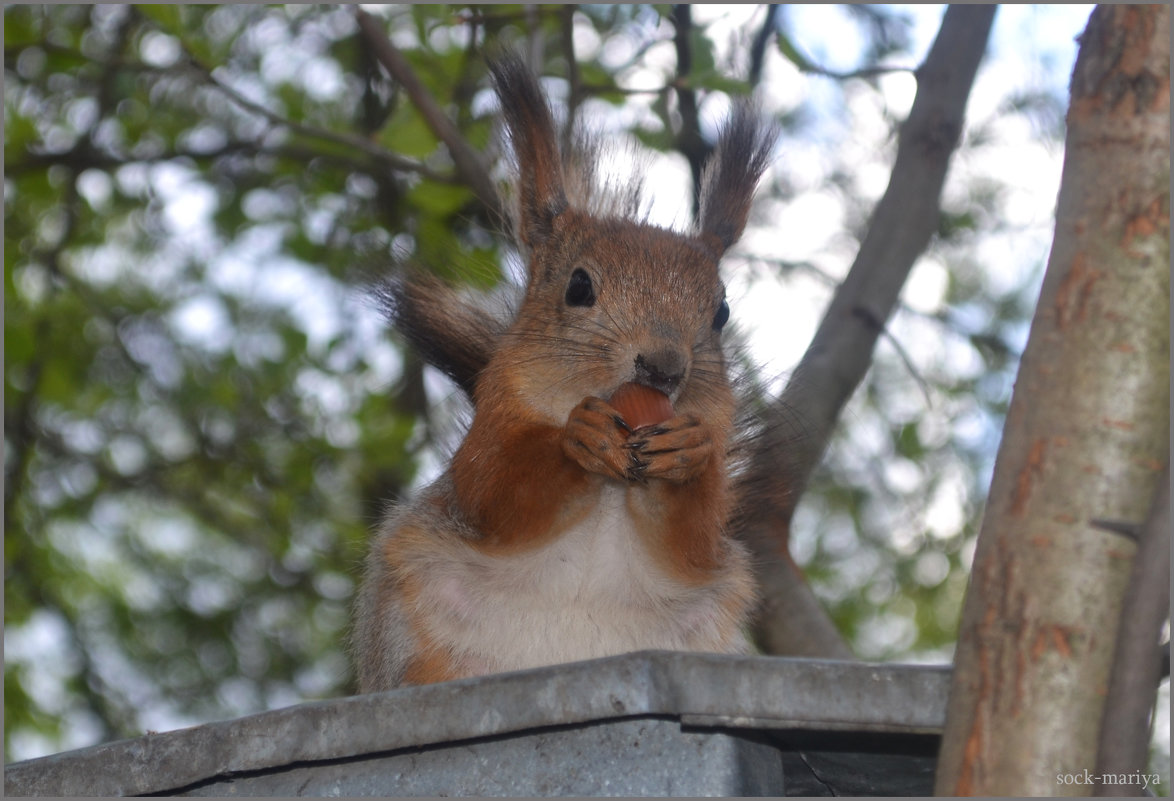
[{"x1": 410, "y1": 484, "x2": 743, "y2": 674}]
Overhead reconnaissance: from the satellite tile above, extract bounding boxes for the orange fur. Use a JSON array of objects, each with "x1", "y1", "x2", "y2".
[
  {"x1": 656, "y1": 464, "x2": 732, "y2": 581},
  {"x1": 400, "y1": 633, "x2": 461, "y2": 686},
  {"x1": 450, "y1": 411, "x2": 594, "y2": 553}
]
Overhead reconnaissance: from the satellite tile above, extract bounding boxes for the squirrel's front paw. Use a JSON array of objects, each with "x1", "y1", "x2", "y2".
[
  {"x1": 561, "y1": 397, "x2": 635, "y2": 482},
  {"x1": 625, "y1": 414, "x2": 714, "y2": 483}
]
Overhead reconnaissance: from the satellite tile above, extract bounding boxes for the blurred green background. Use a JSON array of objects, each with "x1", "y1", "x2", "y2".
[{"x1": 12, "y1": 3, "x2": 1160, "y2": 781}]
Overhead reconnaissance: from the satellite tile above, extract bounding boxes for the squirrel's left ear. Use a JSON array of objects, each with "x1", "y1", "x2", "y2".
[
  {"x1": 489, "y1": 53, "x2": 567, "y2": 250},
  {"x1": 697, "y1": 103, "x2": 776, "y2": 257}
]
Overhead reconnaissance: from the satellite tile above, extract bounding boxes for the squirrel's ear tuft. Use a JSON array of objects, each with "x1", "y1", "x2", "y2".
[
  {"x1": 697, "y1": 103, "x2": 776, "y2": 256},
  {"x1": 488, "y1": 53, "x2": 567, "y2": 249}
]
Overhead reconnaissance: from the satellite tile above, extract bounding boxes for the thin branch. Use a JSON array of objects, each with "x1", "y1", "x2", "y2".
[
  {"x1": 560, "y1": 4, "x2": 583, "y2": 154},
  {"x1": 578, "y1": 83, "x2": 668, "y2": 97},
  {"x1": 852, "y1": 305, "x2": 934, "y2": 409},
  {"x1": 353, "y1": 8, "x2": 503, "y2": 223},
  {"x1": 751, "y1": 256, "x2": 1021, "y2": 359},
  {"x1": 4, "y1": 333, "x2": 51, "y2": 542},
  {"x1": 804, "y1": 64, "x2": 915, "y2": 81},
  {"x1": 671, "y1": 4, "x2": 711, "y2": 222},
  {"x1": 1088, "y1": 518, "x2": 1143, "y2": 542},
  {"x1": 1094, "y1": 464, "x2": 1171, "y2": 794},
  {"x1": 610, "y1": 28, "x2": 674, "y2": 76},
  {"x1": 11, "y1": 36, "x2": 440, "y2": 181},
  {"x1": 16, "y1": 35, "x2": 445, "y2": 180},
  {"x1": 453, "y1": 8, "x2": 538, "y2": 27},
  {"x1": 743, "y1": 4, "x2": 997, "y2": 657},
  {"x1": 7, "y1": 141, "x2": 256, "y2": 176},
  {"x1": 773, "y1": 20, "x2": 916, "y2": 82},
  {"x1": 523, "y1": 5, "x2": 544, "y2": 72},
  {"x1": 190, "y1": 58, "x2": 439, "y2": 179},
  {"x1": 7, "y1": 140, "x2": 451, "y2": 185},
  {"x1": 749, "y1": 5, "x2": 780, "y2": 89}
]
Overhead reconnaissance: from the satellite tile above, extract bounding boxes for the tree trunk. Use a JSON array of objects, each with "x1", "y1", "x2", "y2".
[{"x1": 934, "y1": 5, "x2": 1170, "y2": 796}]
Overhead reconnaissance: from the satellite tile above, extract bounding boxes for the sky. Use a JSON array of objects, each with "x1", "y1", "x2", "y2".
[{"x1": 712, "y1": 4, "x2": 1094, "y2": 374}]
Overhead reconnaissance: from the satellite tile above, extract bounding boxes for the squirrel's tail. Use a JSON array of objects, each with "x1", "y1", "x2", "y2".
[{"x1": 373, "y1": 271, "x2": 510, "y2": 400}]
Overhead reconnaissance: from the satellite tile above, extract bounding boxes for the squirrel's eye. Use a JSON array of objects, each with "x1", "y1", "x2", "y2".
[
  {"x1": 712, "y1": 298, "x2": 730, "y2": 331},
  {"x1": 565, "y1": 268, "x2": 596, "y2": 308}
]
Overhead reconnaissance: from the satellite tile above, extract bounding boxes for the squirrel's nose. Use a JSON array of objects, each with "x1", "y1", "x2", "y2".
[{"x1": 633, "y1": 348, "x2": 687, "y2": 397}]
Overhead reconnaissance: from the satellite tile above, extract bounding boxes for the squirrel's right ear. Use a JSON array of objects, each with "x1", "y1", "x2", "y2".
[{"x1": 489, "y1": 54, "x2": 567, "y2": 249}]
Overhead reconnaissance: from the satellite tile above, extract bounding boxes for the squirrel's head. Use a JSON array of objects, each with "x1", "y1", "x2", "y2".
[{"x1": 484, "y1": 55, "x2": 775, "y2": 428}]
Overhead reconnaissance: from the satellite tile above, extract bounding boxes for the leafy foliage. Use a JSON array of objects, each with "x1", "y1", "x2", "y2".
[{"x1": 4, "y1": 3, "x2": 1088, "y2": 764}]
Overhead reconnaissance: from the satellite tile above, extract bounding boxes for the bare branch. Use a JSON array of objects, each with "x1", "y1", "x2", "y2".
[
  {"x1": 8, "y1": 140, "x2": 450, "y2": 187},
  {"x1": 671, "y1": 4, "x2": 711, "y2": 222},
  {"x1": 743, "y1": 5, "x2": 997, "y2": 657},
  {"x1": 749, "y1": 5, "x2": 780, "y2": 89},
  {"x1": 1095, "y1": 465, "x2": 1171, "y2": 794},
  {"x1": 853, "y1": 305, "x2": 934, "y2": 409},
  {"x1": 560, "y1": 4, "x2": 583, "y2": 153},
  {"x1": 773, "y1": 15, "x2": 916, "y2": 82},
  {"x1": 191, "y1": 59, "x2": 439, "y2": 179},
  {"x1": 354, "y1": 8, "x2": 503, "y2": 223},
  {"x1": 578, "y1": 83, "x2": 668, "y2": 97},
  {"x1": 803, "y1": 64, "x2": 915, "y2": 81}
]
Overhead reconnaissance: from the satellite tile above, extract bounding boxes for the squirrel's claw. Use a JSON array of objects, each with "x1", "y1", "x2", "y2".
[
  {"x1": 564, "y1": 399, "x2": 713, "y2": 485},
  {"x1": 626, "y1": 414, "x2": 713, "y2": 484},
  {"x1": 562, "y1": 397, "x2": 635, "y2": 482},
  {"x1": 626, "y1": 452, "x2": 649, "y2": 483}
]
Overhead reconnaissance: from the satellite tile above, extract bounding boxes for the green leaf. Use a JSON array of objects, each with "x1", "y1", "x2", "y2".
[
  {"x1": 691, "y1": 72, "x2": 751, "y2": 97},
  {"x1": 687, "y1": 27, "x2": 716, "y2": 78},
  {"x1": 380, "y1": 106, "x2": 438, "y2": 159},
  {"x1": 895, "y1": 422, "x2": 925, "y2": 460},
  {"x1": 776, "y1": 32, "x2": 815, "y2": 72},
  {"x1": 4, "y1": 111, "x2": 42, "y2": 160},
  {"x1": 3, "y1": 6, "x2": 41, "y2": 49},
  {"x1": 938, "y1": 210, "x2": 978, "y2": 239},
  {"x1": 633, "y1": 126, "x2": 675, "y2": 153},
  {"x1": 4, "y1": 321, "x2": 35, "y2": 372},
  {"x1": 135, "y1": 4, "x2": 182, "y2": 32},
  {"x1": 407, "y1": 181, "x2": 473, "y2": 217},
  {"x1": 579, "y1": 62, "x2": 627, "y2": 105}
]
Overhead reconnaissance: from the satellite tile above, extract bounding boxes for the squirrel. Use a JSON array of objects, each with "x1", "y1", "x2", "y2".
[{"x1": 353, "y1": 54, "x2": 776, "y2": 692}]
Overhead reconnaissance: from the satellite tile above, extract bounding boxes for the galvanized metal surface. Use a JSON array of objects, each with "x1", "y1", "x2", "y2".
[
  {"x1": 4, "y1": 651, "x2": 951, "y2": 797},
  {"x1": 782, "y1": 746, "x2": 938, "y2": 796},
  {"x1": 178, "y1": 718, "x2": 784, "y2": 797}
]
